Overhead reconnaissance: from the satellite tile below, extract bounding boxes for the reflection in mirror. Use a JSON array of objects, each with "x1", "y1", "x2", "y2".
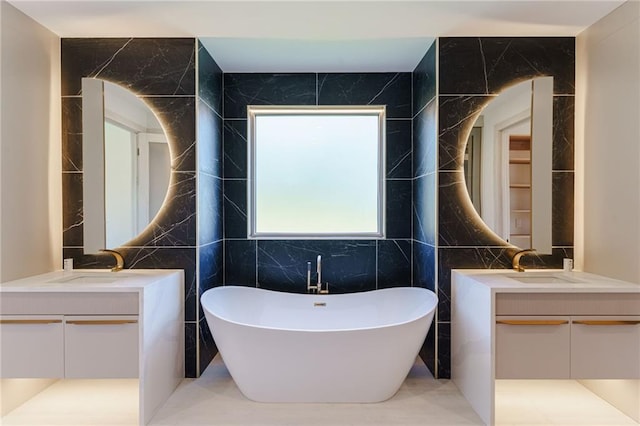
[
  {"x1": 463, "y1": 77, "x2": 553, "y2": 253},
  {"x1": 82, "y1": 78, "x2": 170, "y2": 253}
]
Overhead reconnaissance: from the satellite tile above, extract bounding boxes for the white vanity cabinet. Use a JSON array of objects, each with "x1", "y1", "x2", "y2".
[
  {"x1": 570, "y1": 316, "x2": 640, "y2": 379},
  {"x1": 0, "y1": 291, "x2": 140, "y2": 379},
  {"x1": 495, "y1": 292, "x2": 640, "y2": 381},
  {"x1": 0, "y1": 316, "x2": 64, "y2": 378},
  {"x1": 495, "y1": 316, "x2": 571, "y2": 379},
  {"x1": 452, "y1": 270, "x2": 640, "y2": 425},
  {"x1": 0, "y1": 314, "x2": 139, "y2": 379},
  {"x1": 0, "y1": 269, "x2": 184, "y2": 425},
  {"x1": 64, "y1": 315, "x2": 139, "y2": 378},
  {"x1": 495, "y1": 315, "x2": 640, "y2": 380}
]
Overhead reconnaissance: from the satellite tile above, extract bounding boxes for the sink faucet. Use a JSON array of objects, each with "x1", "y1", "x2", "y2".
[
  {"x1": 100, "y1": 249, "x2": 125, "y2": 272},
  {"x1": 307, "y1": 255, "x2": 329, "y2": 294},
  {"x1": 511, "y1": 249, "x2": 537, "y2": 272}
]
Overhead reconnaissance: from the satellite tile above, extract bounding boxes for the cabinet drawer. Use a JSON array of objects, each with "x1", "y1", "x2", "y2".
[
  {"x1": 64, "y1": 316, "x2": 139, "y2": 378},
  {"x1": 571, "y1": 316, "x2": 640, "y2": 379},
  {"x1": 0, "y1": 316, "x2": 64, "y2": 378},
  {"x1": 0, "y1": 292, "x2": 139, "y2": 315},
  {"x1": 496, "y1": 316, "x2": 571, "y2": 379}
]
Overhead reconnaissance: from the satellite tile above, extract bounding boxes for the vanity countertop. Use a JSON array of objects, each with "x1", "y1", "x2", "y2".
[
  {"x1": 0, "y1": 269, "x2": 183, "y2": 293},
  {"x1": 452, "y1": 269, "x2": 640, "y2": 293}
]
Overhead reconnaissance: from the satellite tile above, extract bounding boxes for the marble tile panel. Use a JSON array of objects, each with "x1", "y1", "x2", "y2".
[
  {"x1": 223, "y1": 73, "x2": 316, "y2": 119},
  {"x1": 223, "y1": 120, "x2": 248, "y2": 179},
  {"x1": 438, "y1": 95, "x2": 492, "y2": 172},
  {"x1": 256, "y1": 240, "x2": 376, "y2": 294},
  {"x1": 197, "y1": 41, "x2": 223, "y2": 116},
  {"x1": 317, "y1": 73, "x2": 412, "y2": 119},
  {"x1": 413, "y1": 242, "x2": 436, "y2": 292},
  {"x1": 438, "y1": 171, "x2": 510, "y2": 247},
  {"x1": 515, "y1": 247, "x2": 574, "y2": 270},
  {"x1": 386, "y1": 179, "x2": 412, "y2": 239},
  {"x1": 197, "y1": 100, "x2": 222, "y2": 177},
  {"x1": 127, "y1": 172, "x2": 196, "y2": 247},
  {"x1": 143, "y1": 96, "x2": 196, "y2": 172},
  {"x1": 386, "y1": 120, "x2": 412, "y2": 179},
  {"x1": 198, "y1": 316, "x2": 218, "y2": 376},
  {"x1": 419, "y1": 320, "x2": 437, "y2": 377},
  {"x1": 223, "y1": 179, "x2": 247, "y2": 239},
  {"x1": 413, "y1": 99, "x2": 437, "y2": 177},
  {"x1": 553, "y1": 95, "x2": 575, "y2": 171},
  {"x1": 413, "y1": 173, "x2": 436, "y2": 245},
  {"x1": 412, "y1": 42, "x2": 437, "y2": 115},
  {"x1": 61, "y1": 38, "x2": 196, "y2": 96},
  {"x1": 61, "y1": 248, "x2": 98, "y2": 269},
  {"x1": 62, "y1": 97, "x2": 82, "y2": 172},
  {"x1": 198, "y1": 242, "x2": 223, "y2": 295},
  {"x1": 437, "y1": 322, "x2": 451, "y2": 379},
  {"x1": 123, "y1": 247, "x2": 197, "y2": 322},
  {"x1": 552, "y1": 171, "x2": 574, "y2": 247},
  {"x1": 62, "y1": 172, "x2": 83, "y2": 247},
  {"x1": 437, "y1": 280, "x2": 451, "y2": 323},
  {"x1": 439, "y1": 37, "x2": 575, "y2": 95},
  {"x1": 377, "y1": 240, "x2": 412, "y2": 289},
  {"x1": 185, "y1": 322, "x2": 197, "y2": 378},
  {"x1": 438, "y1": 246, "x2": 514, "y2": 271},
  {"x1": 198, "y1": 173, "x2": 222, "y2": 245},
  {"x1": 225, "y1": 240, "x2": 257, "y2": 286}
]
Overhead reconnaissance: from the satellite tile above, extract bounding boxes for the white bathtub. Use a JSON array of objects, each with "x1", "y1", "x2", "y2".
[{"x1": 201, "y1": 286, "x2": 438, "y2": 403}]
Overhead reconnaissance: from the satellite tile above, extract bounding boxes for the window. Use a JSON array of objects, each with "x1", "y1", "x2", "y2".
[{"x1": 248, "y1": 106, "x2": 386, "y2": 239}]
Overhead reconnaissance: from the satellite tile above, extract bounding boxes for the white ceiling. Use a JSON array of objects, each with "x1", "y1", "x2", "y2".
[{"x1": 7, "y1": 0, "x2": 626, "y2": 72}]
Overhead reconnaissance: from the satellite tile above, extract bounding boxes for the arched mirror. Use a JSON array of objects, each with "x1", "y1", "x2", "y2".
[
  {"x1": 82, "y1": 78, "x2": 171, "y2": 253},
  {"x1": 463, "y1": 77, "x2": 553, "y2": 253}
]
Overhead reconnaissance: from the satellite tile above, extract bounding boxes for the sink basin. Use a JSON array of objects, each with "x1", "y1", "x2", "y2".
[
  {"x1": 47, "y1": 272, "x2": 139, "y2": 284},
  {"x1": 506, "y1": 273, "x2": 585, "y2": 284}
]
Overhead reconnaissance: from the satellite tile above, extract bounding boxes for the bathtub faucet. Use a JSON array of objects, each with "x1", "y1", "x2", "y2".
[{"x1": 307, "y1": 255, "x2": 329, "y2": 294}]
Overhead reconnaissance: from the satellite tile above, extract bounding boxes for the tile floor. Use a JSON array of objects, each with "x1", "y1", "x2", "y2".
[{"x1": 2, "y1": 356, "x2": 637, "y2": 425}]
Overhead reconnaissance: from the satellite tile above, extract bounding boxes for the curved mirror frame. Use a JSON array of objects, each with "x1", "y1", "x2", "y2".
[
  {"x1": 82, "y1": 78, "x2": 171, "y2": 253},
  {"x1": 463, "y1": 77, "x2": 553, "y2": 253}
]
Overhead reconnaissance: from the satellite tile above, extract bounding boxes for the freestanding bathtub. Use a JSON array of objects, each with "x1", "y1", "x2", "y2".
[{"x1": 201, "y1": 286, "x2": 438, "y2": 403}]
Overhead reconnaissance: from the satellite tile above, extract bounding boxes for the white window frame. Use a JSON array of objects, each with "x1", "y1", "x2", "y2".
[{"x1": 247, "y1": 105, "x2": 386, "y2": 239}]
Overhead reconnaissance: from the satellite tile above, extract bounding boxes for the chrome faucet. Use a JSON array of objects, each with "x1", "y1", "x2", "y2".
[
  {"x1": 316, "y1": 254, "x2": 322, "y2": 289},
  {"x1": 307, "y1": 255, "x2": 329, "y2": 294},
  {"x1": 100, "y1": 249, "x2": 125, "y2": 272},
  {"x1": 511, "y1": 249, "x2": 537, "y2": 272}
]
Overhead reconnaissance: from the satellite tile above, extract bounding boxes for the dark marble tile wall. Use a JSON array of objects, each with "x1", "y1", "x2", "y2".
[
  {"x1": 196, "y1": 41, "x2": 223, "y2": 375},
  {"x1": 222, "y1": 72, "x2": 413, "y2": 293},
  {"x1": 411, "y1": 42, "x2": 438, "y2": 375},
  {"x1": 436, "y1": 37, "x2": 575, "y2": 378},
  {"x1": 61, "y1": 38, "x2": 206, "y2": 378}
]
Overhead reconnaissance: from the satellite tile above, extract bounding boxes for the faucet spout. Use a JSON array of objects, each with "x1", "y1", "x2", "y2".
[
  {"x1": 511, "y1": 249, "x2": 537, "y2": 272},
  {"x1": 316, "y1": 255, "x2": 322, "y2": 287},
  {"x1": 306, "y1": 255, "x2": 329, "y2": 294},
  {"x1": 100, "y1": 249, "x2": 125, "y2": 272}
]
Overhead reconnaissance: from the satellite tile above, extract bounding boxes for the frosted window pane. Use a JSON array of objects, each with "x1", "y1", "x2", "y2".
[{"x1": 250, "y1": 108, "x2": 384, "y2": 238}]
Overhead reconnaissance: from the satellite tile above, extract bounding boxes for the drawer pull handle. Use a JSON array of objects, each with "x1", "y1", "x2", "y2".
[
  {"x1": 573, "y1": 320, "x2": 640, "y2": 326},
  {"x1": 0, "y1": 319, "x2": 62, "y2": 325},
  {"x1": 497, "y1": 320, "x2": 568, "y2": 326},
  {"x1": 66, "y1": 320, "x2": 138, "y2": 325}
]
